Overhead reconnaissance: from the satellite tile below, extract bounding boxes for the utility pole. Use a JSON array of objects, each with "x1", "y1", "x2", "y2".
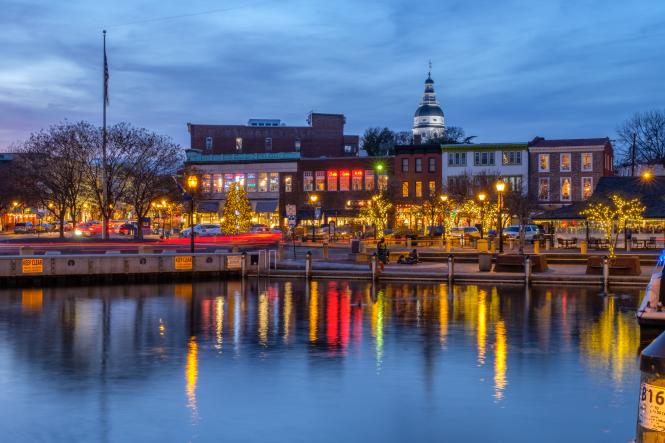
[
  {"x1": 631, "y1": 132, "x2": 637, "y2": 177},
  {"x1": 102, "y1": 30, "x2": 109, "y2": 239}
]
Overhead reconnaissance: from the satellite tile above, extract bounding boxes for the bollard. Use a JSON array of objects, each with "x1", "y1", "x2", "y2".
[
  {"x1": 545, "y1": 238, "x2": 550, "y2": 251},
  {"x1": 406, "y1": 238, "x2": 412, "y2": 248},
  {"x1": 371, "y1": 253, "x2": 377, "y2": 280},
  {"x1": 323, "y1": 242, "x2": 329, "y2": 260},
  {"x1": 490, "y1": 239, "x2": 496, "y2": 254},
  {"x1": 448, "y1": 254, "x2": 454, "y2": 284},
  {"x1": 446, "y1": 238, "x2": 452, "y2": 253},
  {"x1": 508, "y1": 238, "x2": 514, "y2": 251},
  {"x1": 636, "y1": 331, "x2": 665, "y2": 441},
  {"x1": 241, "y1": 251, "x2": 247, "y2": 278},
  {"x1": 533, "y1": 240, "x2": 540, "y2": 255},
  {"x1": 580, "y1": 240, "x2": 587, "y2": 255},
  {"x1": 524, "y1": 255, "x2": 531, "y2": 286},
  {"x1": 305, "y1": 250, "x2": 312, "y2": 279},
  {"x1": 602, "y1": 255, "x2": 610, "y2": 294}
]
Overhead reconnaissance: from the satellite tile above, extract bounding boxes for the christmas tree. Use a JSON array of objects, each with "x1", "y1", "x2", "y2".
[
  {"x1": 359, "y1": 192, "x2": 392, "y2": 238},
  {"x1": 221, "y1": 182, "x2": 254, "y2": 234}
]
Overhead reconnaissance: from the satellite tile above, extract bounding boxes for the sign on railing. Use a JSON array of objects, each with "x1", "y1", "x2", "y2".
[
  {"x1": 175, "y1": 256, "x2": 193, "y2": 270},
  {"x1": 22, "y1": 258, "x2": 43, "y2": 274},
  {"x1": 227, "y1": 255, "x2": 242, "y2": 270}
]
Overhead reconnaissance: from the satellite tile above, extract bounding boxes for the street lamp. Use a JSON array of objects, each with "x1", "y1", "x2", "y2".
[
  {"x1": 187, "y1": 175, "x2": 198, "y2": 253},
  {"x1": 478, "y1": 192, "x2": 487, "y2": 239},
  {"x1": 495, "y1": 180, "x2": 506, "y2": 253},
  {"x1": 440, "y1": 194, "x2": 449, "y2": 240},
  {"x1": 642, "y1": 170, "x2": 653, "y2": 181},
  {"x1": 309, "y1": 194, "x2": 319, "y2": 242}
]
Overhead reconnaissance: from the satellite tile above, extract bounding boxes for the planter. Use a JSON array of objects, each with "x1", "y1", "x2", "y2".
[
  {"x1": 585, "y1": 255, "x2": 641, "y2": 276},
  {"x1": 478, "y1": 253, "x2": 492, "y2": 272}
]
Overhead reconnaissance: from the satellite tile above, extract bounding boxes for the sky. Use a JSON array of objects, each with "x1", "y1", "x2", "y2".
[{"x1": 1, "y1": 0, "x2": 664, "y2": 150}]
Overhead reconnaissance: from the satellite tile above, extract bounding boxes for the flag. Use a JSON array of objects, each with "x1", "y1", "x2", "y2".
[{"x1": 103, "y1": 30, "x2": 109, "y2": 106}]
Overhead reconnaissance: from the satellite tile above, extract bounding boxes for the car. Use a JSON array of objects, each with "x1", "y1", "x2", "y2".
[
  {"x1": 503, "y1": 224, "x2": 543, "y2": 242},
  {"x1": 118, "y1": 223, "x2": 137, "y2": 236},
  {"x1": 77, "y1": 221, "x2": 103, "y2": 236},
  {"x1": 35, "y1": 223, "x2": 54, "y2": 233},
  {"x1": 180, "y1": 224, "x2": 222, "y2": 238},
  {"x1": 13, "y1": 222, "x2": 35, "y2": 234},
  {"x1": 450, "y1": 226, "x2": 481, "y2": 239},
  {"x1": 250, "y1": 224, "x2": 271, "y2": 233}
]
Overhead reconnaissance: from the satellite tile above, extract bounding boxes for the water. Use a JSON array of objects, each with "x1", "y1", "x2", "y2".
[{"x1": 0, "y1": 280, "x2": 644, "y2": 442}]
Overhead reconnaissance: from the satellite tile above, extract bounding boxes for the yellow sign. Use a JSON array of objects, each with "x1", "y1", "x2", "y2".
[
  {"x1": 175, "y1": 255, "x2": 193, "y2": 270},
  {"x1": 639, "y1": 382, "x2": 665, "y2": 431},
  {"x1": 227, "y1": 255, "x2": 242, "y2": 270},
  {"x1": 22, "y1": 258, "x2": 43, "y2": 274}
]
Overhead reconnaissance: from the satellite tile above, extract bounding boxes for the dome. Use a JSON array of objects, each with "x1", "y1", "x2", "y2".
[{"x1": 414, "y1": 104, "x2": 444, "y2": 118}]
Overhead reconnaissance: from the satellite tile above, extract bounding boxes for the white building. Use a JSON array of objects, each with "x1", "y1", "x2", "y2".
[
  {"x1": 412, "y1": 68, "x2": 445, "y2": 142},
  {"x1": 441, "y1": 143, "x2": 530, "y2": 195}
]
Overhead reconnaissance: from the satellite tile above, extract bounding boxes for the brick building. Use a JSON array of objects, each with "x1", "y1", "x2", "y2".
[
  {"x1": 527, "y1": 137, "x2": 613, "y2": 209},
  {"x1": 187, "y1": 113, "x2": 359, "y2": 158}
]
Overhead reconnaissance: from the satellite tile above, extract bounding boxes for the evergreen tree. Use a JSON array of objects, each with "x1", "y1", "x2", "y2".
[{"x1": 221, "y1": 182, "x2": 254, "y2": 234}]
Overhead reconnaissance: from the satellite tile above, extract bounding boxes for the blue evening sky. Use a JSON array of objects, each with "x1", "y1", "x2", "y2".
[{"x1": 0, "y1": 0, "x2": 663, "y2": 149}]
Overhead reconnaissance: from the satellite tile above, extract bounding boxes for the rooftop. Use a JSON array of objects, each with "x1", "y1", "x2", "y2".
[{"x1": 528, "y1": 137, "x2": 610, "y2": 148}]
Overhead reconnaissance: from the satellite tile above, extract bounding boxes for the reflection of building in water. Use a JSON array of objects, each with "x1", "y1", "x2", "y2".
[
  {"x1": 371, "y1": 289, "x2": 385, "y2": 370},
  {"x1": 309, "y1": 281, "x2": 319, "y2": 343},
  {"x1": 185, "y1": 336, "x2": 198, "y2": 420},
  {"x1": 536, "y1": 289, "x2": 553, "y2": 351},
  {"x1": 439, "y1": 284, "x2": 448, "y2": 348},
  {"x1": 477, "y1": 289, "x2": 487, "y2": 366},
  {"x1": 283, "y1": 282, "x2": 293, "y2": 343},
  {"x1": 214, "y1": 297, "x2": 224, "y2": 351},
  {"x1": 258, "y1": 290, "x2": 268, "y2": 346},
  {"x1": 494, "y1": 320, "x2": 508, "y2": 401},
  {"x1": 580, "y1": 297, "x2": 639, "y2": 385}
]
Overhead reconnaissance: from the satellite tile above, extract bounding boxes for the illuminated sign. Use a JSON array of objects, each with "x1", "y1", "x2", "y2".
[
  {"x1": 22, "y1": 258, "x2": 43, "y2": 273},
  {"x1": 175, "y1": 256, "x2": 193, "y2": 270},
  {"x1": 227, "y1": 255, "x2": 242, "y2": 270}
]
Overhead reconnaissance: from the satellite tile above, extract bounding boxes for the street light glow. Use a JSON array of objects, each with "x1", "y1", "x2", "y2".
[
  {"x1": 495, "y1": 181, "x2": 506, "y2": 193},
  {"x1": 309, "y1": 194, "x2": 319, "y2": 203},
  {"x1": 440, "y1": 194, "x2": 448, "y2": 202},
  {"x1": 187, "y1": 175, "x2": 198, "y2": 190},
  {"x1": 478, "y1": 193, "x2": 487, "y2": 202},
  {"x1": 642, "y1": 170, "x2": 652, "y2": 181}
]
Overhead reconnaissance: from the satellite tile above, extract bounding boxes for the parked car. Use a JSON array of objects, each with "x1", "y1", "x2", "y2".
[
  {"x1": 118, "y1": 223, "x2": 138, "y2": 236},
  {"x1": 250, "y1": 224, "x2": 271, "y2": 233},
  {"x1": 14, "y1": 222, "x2": 35, "y2": 234},
  {"x1": 77, "y1": 221, "x2": 103, "y2": 236},
  {"x1": 450, "y1": 226, "x2": 481, "y2": 239},
  {"x1": 503, "y1": 224, "x2": 543, "y2": 242},
  {"x1": 36, "y1": 223, "x2": 54, "y2": 233},
  {"x1": 180, "y1": 224, "x2": 222, "y2": 238}
]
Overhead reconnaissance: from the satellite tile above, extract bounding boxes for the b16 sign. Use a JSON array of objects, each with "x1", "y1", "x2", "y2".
[
  {"x1": 639, "y1": 382, "x2": 665, "y2": 432},
  {"x1": 175, "y1": 256, "x2": 193, "y2": 270},
  {"x1": 22, "y1": 258, "x2": 43, "y2": 273}
]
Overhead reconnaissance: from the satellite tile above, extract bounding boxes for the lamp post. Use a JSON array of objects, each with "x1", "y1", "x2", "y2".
[
  {"x1": 309, "y1": 194, "x2": 319, "y2": 242},
  {"x1": 495, "y1": 181, "x2": 506, "y2": 253},
  {"x1": 440, "y1": 194, "x2": 448, "y2": 240},
  {"x1": 478, "y1": 192, "x2": 487, "y2": 239},
  {"x1": 187, "y1": 175, "x2": 198, "y2": 253}
]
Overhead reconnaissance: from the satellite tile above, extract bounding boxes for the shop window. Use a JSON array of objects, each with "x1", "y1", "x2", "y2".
[
  {"x1": 364, "y1": 170, "x2": 375, "y2": 192},
  {"x1": 340, "y1": 170, "x2": 350, "y2": 191},
  {"x1": 303, "y1": 171, "x2": 313, "y2": 191},
  {"x1": 415, "y1": 158, "x2": 422, "y2": 173},
  {"x1": 538, "y1": 154, "x2": 550, "y2": 172},
  {"x1": 560, "y1": 177, "x2": 571, "y2": 201},
  {"x1": 582, "y1": 177, "x2": 593, "y2": 199},
  {"x1": 378, "y1": 174, "x2": 388, "y2": 192},
  {"x1": 402, "y1": 181, "x2": 409, "y2": 197},
  {"x1": 284, "y1": 176, "x2": 292, "y2": 193},
  {"x1": 270, "y1": 173, "x2": 279, "y2": 192},
  {"x1": 234, "y1": 173, "x2": 245, "y2": 188},
  {"x1": 246, "y1": 173, "x2": 257, "y2": 193},
  {"x1": 582, "y1": 153, "x2": 593, "y2": 171},
  {"x1": 538, "y1": 178, "x2": 549, "y2": 201},
  {"x1": 201, "y1": 174, "x2": 211, "y2": 193},
  {"x1": 213, "y1": 174, "x2": 223, "y2": 193},
  {"x1": 327, "y1": 171, "x2": 338, "y2": 191},
  {"x1": 224, "y1": 174, "x2": 234, "y2": 192},
  {"x1": 428, "y1": 157, "x2": 436, "y2": 172},
  {"x1": 560, "y1": 153, "x2": 571, "y2": 172},
  {"x1": 415, "y1": 181, "x2": 422, "y2": 198},
  {"x1": 259, "y1": 172, "x2": 268, "y2": 192},
  {"x1": 315, "y1": 171, "x2": 325, "y2": 191},
  {"x1": 429, "y1": 180, "x2": 436, "y2": 196},
  {"x1": 352, "y1": 170, "x2": 363, "y2": 191}
]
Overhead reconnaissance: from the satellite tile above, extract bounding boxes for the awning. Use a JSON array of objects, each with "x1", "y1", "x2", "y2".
[
  {"x1": 197, "y1": 201, "x2": 220, "y2": 213},
  {"x1": 254, "y1": 200, "x2": 278, "y2": 213}
]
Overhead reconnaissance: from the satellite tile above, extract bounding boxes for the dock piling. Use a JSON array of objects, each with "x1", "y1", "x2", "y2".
[
  {"x1": 371, "y1": 253, "x2": 377, "y2": 280},
  {"x1": 602, "y1": 256, "x2": 609, "y2": 294},
  {"x1": 524, "y1": 255, "x2": 531, "y2": 286},
  {"x1": 305, "y1": 251, "x2": 312, "y2": 279},
  {"x1": 448, "y1": 254, "x2": 454, "y2": 284}
]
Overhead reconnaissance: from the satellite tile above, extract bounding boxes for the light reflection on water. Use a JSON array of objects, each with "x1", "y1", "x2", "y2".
[{"x1": 0, "y1": 280, "x2": 644, "y2": 442}]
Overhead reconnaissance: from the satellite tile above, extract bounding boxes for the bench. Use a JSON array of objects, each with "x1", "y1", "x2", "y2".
[
  {"x1": 585, "y1": 255, "x2": 641, "y2": 276},
  {"x1": 493, "y1": 254, "x2": 548, "y2": 273}
]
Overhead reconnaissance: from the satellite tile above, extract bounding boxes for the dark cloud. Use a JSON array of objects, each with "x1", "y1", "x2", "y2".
[{"x1": 0, "y1": 0, "x2": 663, "y2": 149}]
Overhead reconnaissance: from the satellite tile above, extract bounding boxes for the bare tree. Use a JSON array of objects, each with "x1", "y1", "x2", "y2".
[
  {"x1": 124, "y1": 129, "x2": 183, "y2": 239},
  {"x1": 503, "y1": 186, "x2": 540, "y2": 254},
  {"x1": 617, "y1": 109, "x2": 665, "y2": 167},
  {"x1": 19, "y1": 122, "x2": 94, "y2": 238}
]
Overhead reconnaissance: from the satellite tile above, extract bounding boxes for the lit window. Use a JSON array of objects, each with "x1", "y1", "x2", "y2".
[
  {"x1": 315, "y1": 171, "x2": 325, "y2": 191},
  {"x1": 378, "y1": 174, "x2": 388, "y2": 191},
  {"x1": 428, "y1": 158, "x2": 436, "y2": 172},
  {"x1": 402, "y1": 181, "x2": 409, "y2": 197},
  {"x1": 265, "y1": 137, "x2": 272, "y2": 151},
  {"x1": 246, "y1": 173, "x2": 257, "y2": 192},
  {"x1": 213, "y1": 174, "x2": 223, "y2": 193},
  {"x1": 205, "y1": 137, "x2": 213, "y2": 150},
  {"x1": 538, "y1": 178, "x2": 549, "y2": 201},
  {"x1": 235, "y1": 137, "x2": 242, "y2": 151},
  {"x1": 415, "y1": 158, "x2": 422, "y2": 172},
  {"x1": 582, "y1": 153, "x2": 593, "y2": 172},
  {"x1": 269, "y1": 172, "x2": 279, "y2": 192},
  {"x1": 429, "y1": 180, "x2": 436, "y2": 196},
  {"x1": 502, "y1": 151, "x2": 521, "y2": 165},
  {"x1": 202, "y1": 174, "x2": 211, "y2": 193},
  {"x1": 352, "y1": 170, "x2": 363, "y2": 191},
  {"x1": 303, "y1": 171, "x2": 313, "y2": 192},
  {"x1": 415, "y1": 181, "x2": 422, "y2": 197},
  {"x1": 402, "y1": 158, "x2": 409, "y2": 172},
  {"x1": 234, "y1": 173, "x2": 245, "y2": 188},
  {"x1": 327, "y1": 171, "x2": 338, "y2": 191},
  {"x1": 344, "y1": 144, "x2": 353, "y2": 153},
  {"x1": 364, "y1": 170, "x2": 375, "y2": 192},
  {"x1": 284, "y1": 176, "x2": 292, "y2": 193},
  {"x1": 258, "y1": 172, "x2": 268, "y2": 192},
  {"x1": 223, "y1": 174, "x2": 233, "y2": 192},
  {"x1": 560, "y1": 177, "x2": 571, "y2": 201},
  {"x1": 582, "y1": 177, "x2": 593, "y2": 199},
  {"x1": 339, "y1": 170, "x2": 350, "y2": 191},
  {"x1": 538, "y1": 154, "x2": 550, "y2": 172},
  {"x1": 560, "y1": 153, "x2": 571, "y2": 172}
]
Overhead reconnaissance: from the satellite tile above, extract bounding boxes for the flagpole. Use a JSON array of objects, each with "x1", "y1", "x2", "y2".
[{"x1": 102, "y1": 29, "x2": 109, "y2": 239}]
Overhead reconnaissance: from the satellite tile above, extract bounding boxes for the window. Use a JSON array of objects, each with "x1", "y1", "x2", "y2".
[
  {"x1": 474, "y1": 152, "x2": 495, "y2": 166},
  {"x1": 415, "y1": 158, "x2": 422, "y2": 172},
  {"x1": 538, "y1": 154, "x2": 550, "y2": 172},
  {"x1": 503, "y1": 176, "x2": 523, "y2": 192},
  {"x1": 560, "y1": 153, "x2": 571, "y2": 172},
  {"x1": 428, "y1": 157, "x2": 436, "y2": 172},
  {"x1": 315, "y1": 171, "x2": 325, "y2": 191},
  {"x1": 560, "y1": 177, "x2": 571, "y2": 201},
  {"x1": 339, "y1": 170, "x2": 350, "y2": 191},
  {"x1": 294, "y1": 139, "x2": 301, "y2": 152},
  {"x1": 213, "y1": 174, "x2": 223, "y2": 193},
  {"x1": 246, "y1": 173, "x2": 257, "y2": 193},
  {"x1": 582, "y1": 153, "x2": 593, "y2": 172},
  {"x1": 448, "y1": 152, "x2": 466, "y2": 167},
  {"x1": 265, "y1": 137, "x2": 272, "y2": 151},
  {"x1": 538, "y1": 178, "x2": 550, "y2": 201},
  {"x1": 234, "y1": 173, "x2": 245, "y2": 188},
  {"x1": 344, "y1": 144, "x2": 353, "y2": 154},
  {"x1": 402, "y1": 181, "x2": 409, "y2": 197},
  {"x1": 428, "y1": 180, "x2": 436, "y2": 196},
  {"x1": 258, "y1": 173, "x2": 268, "y2": 192},
  {"x1": 327, "y1": 170, "x2": 338, "y2": 191},
  {"x1": 269, "y1": 173, "x2": 279, "y2": 192},
  {"x1": 224, "y1": 174, "x2": 234, "y2": 192},
  {"x1": 205, "y1": 137, "x2": 213, "y2": 150},
  {"x1": 378, "y1": 174, "x2": 388, "y2": 192},
  {"x1": 202, "y1": 174, "x2": 212, "y2": 193},
  {"x1": 352, "y1": 170, "x2": 363, "y2": 191},
  {"x1": 582, "y1": 177, "x2": 593, "y2": 199},
  {"x1": 415, "y1": 181, "x2": 422, "y2": 197},
  {"x1": 235, "y1": 137, "x2": 242, "y2": 151},
  {"x1": 303, "y1": 171, "x2": 313, "y2": 191},
  {"x1": 502, "y1": 151, "x2": 522, "y2": 165},
  {"x1": 364, "y1": 170, "x2": 375, "y2": 192},
  {"x1": 402, "y1": 158, "x2": 409, "y2": 172},
  {"x1": 284, "y1": 176, "x2": 292, "y2": 193}
]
